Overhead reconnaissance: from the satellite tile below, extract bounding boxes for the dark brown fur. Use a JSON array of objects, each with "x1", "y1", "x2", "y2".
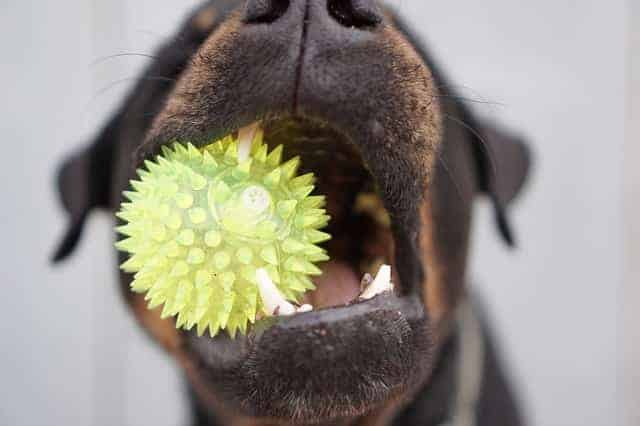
[{"x1": 53, "y1": 1, "x2": 530, "y2": 425}]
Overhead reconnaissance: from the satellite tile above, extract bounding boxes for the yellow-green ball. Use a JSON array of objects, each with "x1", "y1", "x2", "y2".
[{"x1": 115, "y1": 133, "x2": 331, "y2": 337}]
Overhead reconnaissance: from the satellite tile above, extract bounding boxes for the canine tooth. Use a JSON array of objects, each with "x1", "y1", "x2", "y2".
[
  {"x1": 360, "y1": 264, "x2": 393, "y2": 300},
  {"x1": 237, "y1": 123, "x2": 260, "y2": 162},
  {"x1": 256, "y1": 268, "x2": 296, "y2": 316}
]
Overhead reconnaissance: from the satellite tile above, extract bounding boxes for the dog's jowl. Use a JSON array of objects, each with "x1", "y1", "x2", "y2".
[{"x1": 53, "y1": 1, "x2": 531, "y2": 425}]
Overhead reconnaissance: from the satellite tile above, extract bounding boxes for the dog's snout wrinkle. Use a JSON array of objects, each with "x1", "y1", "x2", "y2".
[{"x1": 292, "y1": 0, "x2": 311, "y2": 114}]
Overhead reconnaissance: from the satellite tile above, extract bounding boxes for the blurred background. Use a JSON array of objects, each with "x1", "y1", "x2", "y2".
[{"x1": 0, "y1": 1, "x2": 635, "y2": 425}]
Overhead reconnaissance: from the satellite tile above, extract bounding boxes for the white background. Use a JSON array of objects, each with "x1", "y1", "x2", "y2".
[{"x1": 0, "y1": 1, "x2": 635, "y2": 425}]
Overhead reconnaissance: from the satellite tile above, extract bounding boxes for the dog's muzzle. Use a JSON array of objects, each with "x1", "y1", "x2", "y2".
[{"x1": 137, "y1": 0, "x2": 442, "y2": 421}]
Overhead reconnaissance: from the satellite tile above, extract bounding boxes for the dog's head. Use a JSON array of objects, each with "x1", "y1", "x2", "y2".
[{"x1": 54, "y1": 1, "x2": 530, "y2": 424}]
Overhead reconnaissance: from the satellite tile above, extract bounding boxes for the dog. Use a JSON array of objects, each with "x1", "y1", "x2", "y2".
[{"x1": 53, "y1": 1, "x2": 531, "y2": 425}]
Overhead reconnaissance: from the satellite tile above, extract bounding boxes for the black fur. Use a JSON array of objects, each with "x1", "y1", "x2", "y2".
[{"x1": 52, "y1": 1, "x2": 530, "y2": 425}]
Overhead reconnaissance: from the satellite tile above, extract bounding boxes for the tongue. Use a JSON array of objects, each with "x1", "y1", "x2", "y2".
[{"x1": 304, "y1": 261, "x2": 362, "y2": 308}]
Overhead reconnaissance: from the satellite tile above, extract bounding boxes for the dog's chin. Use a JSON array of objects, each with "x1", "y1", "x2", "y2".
[{"x1": 145, "y1": 116, "x2": 435, "y2": 423}]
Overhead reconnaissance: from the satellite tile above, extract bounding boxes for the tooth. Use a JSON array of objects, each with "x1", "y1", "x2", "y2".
[
  {"x1": 360, "y1": 273, "x2": 373, "y2": 292},
  {"x1": 360, "y1": 264, "x2": 393, "y2": 300},
  {"x1": 296, "y1": 304, "x2": 313, "y2": 313},
  {"x1": 237, "y1": 122, "x2": 260, "y2": 162},
  {"x1": 256, "y1": 268, "x2": 297, "y2": 316}
]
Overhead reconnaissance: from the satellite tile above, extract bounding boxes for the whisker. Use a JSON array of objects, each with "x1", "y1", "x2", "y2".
[
  {"x1": 86, "y1": 76, "x2": 177, "y2": 110},
  {"x1": 90, "y1": 53, "x2": 158, "y2": 67},
  {"x1": 435, "y1": 82, "x2": 493, "y2": 100},
  {"x1": 437, "y1": 154, "x2": 464, "y2": 203},
  {"x1": 443, "y1": 114, "x2": 498, "y2": 182},
  {"x1": 433, "y1": 94, "x2": 505, "y2": 107},
  {"x1": 434, "y1": 83, "x2": 506, "y2": 118},
  {"x1": 135, "y1": 29, "x2": 188, "y2": 44},
  {"x1": 95, "y1": 76, "x2": 176, "y2": 97}
]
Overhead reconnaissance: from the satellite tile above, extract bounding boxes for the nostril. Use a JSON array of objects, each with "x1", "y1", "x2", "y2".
[
  {"x1": 244, "y1": 0, "x2": 290, "y2": 24},
  {"x1": 328, "y1": 0, "x2": 382, "y2": 29}
]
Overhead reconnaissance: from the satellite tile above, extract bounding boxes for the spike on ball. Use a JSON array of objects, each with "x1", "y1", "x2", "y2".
[{"x1": 116, "y1": 126, "x2": 330, "y2": 337}]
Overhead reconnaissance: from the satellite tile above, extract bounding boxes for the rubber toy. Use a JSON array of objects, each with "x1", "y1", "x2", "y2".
[{"x1": 115, "y1": 126, "x2": 330, "y2": 337}]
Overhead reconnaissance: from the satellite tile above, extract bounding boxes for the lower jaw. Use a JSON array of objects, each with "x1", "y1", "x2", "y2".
[{"x1": 184, "y1": 291, "x2": 433, "y2": 422}]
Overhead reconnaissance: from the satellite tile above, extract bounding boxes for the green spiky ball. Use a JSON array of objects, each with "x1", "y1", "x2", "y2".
[{"x1": 116, "y1": 131, "x2": 330, "y2": 337}]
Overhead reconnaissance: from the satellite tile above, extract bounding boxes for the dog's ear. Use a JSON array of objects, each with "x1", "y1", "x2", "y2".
[
  {"x1": 51, "y1": 118, "x2": 119, "y2": 263},
  {"x1": 383, "y1": 9, "x2": 531, "y2": 246},
  {"x1": 471, "y1": 120, "x2": 531, "y2": 246}
]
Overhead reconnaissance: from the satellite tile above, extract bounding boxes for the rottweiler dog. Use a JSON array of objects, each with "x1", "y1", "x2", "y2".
[{"x1": 53, "y1": 1, "x2": 531, "y2": 425}]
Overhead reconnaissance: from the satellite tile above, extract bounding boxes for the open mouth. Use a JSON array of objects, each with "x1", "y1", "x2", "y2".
[
  {"x1": 144, "y1": 115, "x2": 433, "y2": 420},
  {"x1": 250, "y1": 116, "x2": 398, "y2": 317}
]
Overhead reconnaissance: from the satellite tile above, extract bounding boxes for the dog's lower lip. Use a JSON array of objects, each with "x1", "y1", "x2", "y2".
[{"x1": 185, "y1": 291, "x2": 430, "y2": 421}]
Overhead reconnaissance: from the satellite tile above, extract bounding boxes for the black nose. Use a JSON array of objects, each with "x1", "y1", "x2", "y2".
[
  {"x1": 244, "y1": 0, "x2": 382, "y2": 28},
  {"x1": 244, "y1": 0, "x2": 290, "y2": 24},
  {"x1": 327, "y1": 0, "x2": 382, "y2": 27}
]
